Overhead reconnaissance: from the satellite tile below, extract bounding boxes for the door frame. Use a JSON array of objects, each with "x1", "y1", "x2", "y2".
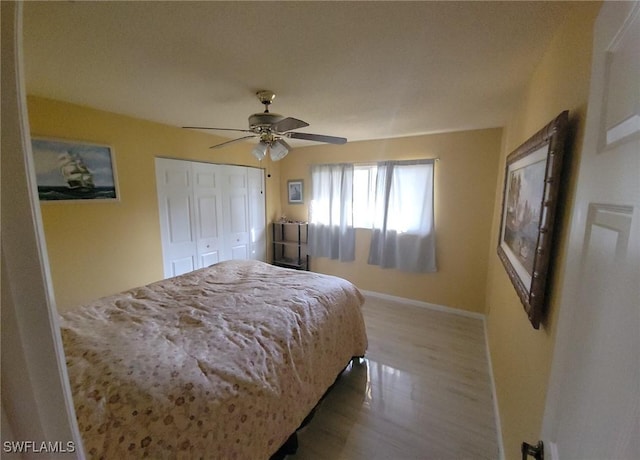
[{"x1": 1, "y1": 1, "x2": 84, "y2": 455}]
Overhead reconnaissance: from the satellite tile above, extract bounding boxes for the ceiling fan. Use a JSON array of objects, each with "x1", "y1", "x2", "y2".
[{"x1": 183, "y1": 90, "x2": 347, "y2": 161}]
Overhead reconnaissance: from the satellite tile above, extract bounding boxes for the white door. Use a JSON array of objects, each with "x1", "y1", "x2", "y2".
[
  {"x1": 222, "y1": 165, "x2": 251, "y2": 260},
  {"x1": 157, "y1": 160, "x2": 265, "y2": 275},
  {"x1": 541, "y1": 2, "x2": 639, "y2": 460},
  {"x1": 193, "y1": 162, "x2": 224, "y2": 267},
  {"x1": 155, "y1": 158, "x2": 197, "y2": 277},
  {"x1": 248, "y1": 167, "x2": 267, "y2": 261}
]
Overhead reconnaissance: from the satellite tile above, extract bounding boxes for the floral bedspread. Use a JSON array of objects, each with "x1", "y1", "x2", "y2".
[{"x1": 60, "y1": 260, "x2": 367, "y2": 459}]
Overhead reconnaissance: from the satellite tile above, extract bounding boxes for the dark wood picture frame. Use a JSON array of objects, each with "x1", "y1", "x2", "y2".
[{"x1": 497, "y1": 111, "x2": 569, "y2": 329}]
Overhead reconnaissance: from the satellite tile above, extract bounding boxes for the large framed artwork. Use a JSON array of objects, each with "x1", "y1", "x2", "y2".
[
  {"x1": 32, "y1": 138, "x2": 119, "y2": 202},
  {"x1": 497, "y1": 111, "x2": 569, "y2": 329}
]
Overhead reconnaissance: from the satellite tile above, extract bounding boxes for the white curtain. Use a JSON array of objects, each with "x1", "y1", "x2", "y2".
[
  {"x1": 308, "y1": 163, "x2": 355, "y2": 262},
  {"x1": 368, "y1": 159, "x2": 436, "y2": 272}
]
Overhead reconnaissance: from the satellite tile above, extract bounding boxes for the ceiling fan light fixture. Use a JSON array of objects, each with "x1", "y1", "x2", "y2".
[
  {"x1": 251, "y1": 141, "x2": 268, "y2": 161},
  {"x1": 270, "y1": 139, "x2": 290, "y2": 161},
  {"x1": 183, "y1": 90, "x2": 347, "y2": 158}
]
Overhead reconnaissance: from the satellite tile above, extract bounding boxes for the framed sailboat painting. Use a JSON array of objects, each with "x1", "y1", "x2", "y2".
[{"x1": 31, "y1": 138, "x2": 119, "y2": 202}]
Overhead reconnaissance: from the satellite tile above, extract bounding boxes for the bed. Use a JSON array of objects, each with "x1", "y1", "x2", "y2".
[{"x1": 60, "y1": 259, "x2": 368, "y2": 459}]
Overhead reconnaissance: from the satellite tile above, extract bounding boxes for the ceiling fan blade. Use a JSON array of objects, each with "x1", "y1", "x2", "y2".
[
  {"x1": 273, "y1": 117, "x2": 309, "y2": 133},
  {"x1": 210, "y1": 135, "x2": 257, "y2": 149},
  {"x1": 183, "y1": 126, "x2": 254, "y2": 134},
  {"x1": 287, "y1": 132, "x2": 347, "y2": 145}
]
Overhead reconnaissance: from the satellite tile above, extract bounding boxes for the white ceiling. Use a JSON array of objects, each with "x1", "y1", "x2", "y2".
[{"x1": 22, "y1": 1, "x2": 577, "y2": 147}]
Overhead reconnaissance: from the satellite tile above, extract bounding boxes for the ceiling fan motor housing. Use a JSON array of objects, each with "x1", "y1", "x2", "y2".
[{"x1": 249, "y1": 112, "x2": 284, "y2": 133}]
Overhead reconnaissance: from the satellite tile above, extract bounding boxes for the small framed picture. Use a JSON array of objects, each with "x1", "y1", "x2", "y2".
[
  {"x1": 31, "y1": 137, "x2": 119, "y2": 202},
  {"x1": 287, "y1": 179, "x2": 303, "y2": 204}
]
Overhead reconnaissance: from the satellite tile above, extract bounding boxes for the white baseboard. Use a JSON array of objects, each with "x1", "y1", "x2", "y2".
[
  {"x1": 483, "y1": 319, "x2": 506, "y2": 460},
  {"x1": 360, "y1": 289, "x2": 485, "y2": 320}
]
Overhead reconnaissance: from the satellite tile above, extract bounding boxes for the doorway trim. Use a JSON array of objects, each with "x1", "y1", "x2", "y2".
[{"x1": 1, "y1": 1, "x2": 84, "y2": 455}]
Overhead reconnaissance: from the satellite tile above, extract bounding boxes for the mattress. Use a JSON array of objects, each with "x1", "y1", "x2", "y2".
[{"x1": 60, "y1": 260, "x2": 367, "y2": 459}]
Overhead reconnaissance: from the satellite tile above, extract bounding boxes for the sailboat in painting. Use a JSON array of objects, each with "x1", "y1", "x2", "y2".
[
  {"x1": 32, "y1": 138, "x2": 118, "y2": 201},
  {"x1": 58, "y1": 152, "x2": 95, "y2": 190}
]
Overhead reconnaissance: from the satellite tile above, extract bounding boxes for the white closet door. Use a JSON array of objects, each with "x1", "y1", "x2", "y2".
[
  {"x1": 155, "y1": 158, "x2": 197, "y2": 277},
  {"x1": 222, "y1": 165, "x2": 251, "y2": 260},
  {"x1": 248, "y1": 167, "x2": 266, "y2": 261},
  {"x1": 193, "y1": 162, "x2": 225, "y2": 268},
  {"x1": 157, "y1": 159, "x2": 266, "y2": 278}
]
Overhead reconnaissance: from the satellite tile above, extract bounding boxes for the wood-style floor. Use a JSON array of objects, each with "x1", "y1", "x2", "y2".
[{"x1": 291, "y1": 294, "x2": 500, "y2": 459}]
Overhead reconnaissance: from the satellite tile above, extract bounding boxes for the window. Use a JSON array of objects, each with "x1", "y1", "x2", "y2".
[
  {"x1": 374, "y1": 161, "x2": 434, "y2": 234},
  {"x1": 309, "y1": 159, "x2": 436, "y2": 271},
  {"x1": 308, "y1": 163, "x2": 355, "y2": 262},
  {"x1": 354, "y1": 162, "x2": 435, "y2": 235},
  {"x1": 368, "y1": 159, "x2": 436, "y2": 272},
  {"x1": 353, "y1": 165, "x2": 376, "y2": 229}
]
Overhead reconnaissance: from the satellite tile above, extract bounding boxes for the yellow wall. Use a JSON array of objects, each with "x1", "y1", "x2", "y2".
[
  {"x1": 279, "y1": 129, "x2": 502, "y2": 313},
  {"x1": 484, "y1": 3, "x2": 601, "y2": 459},
  {"x1": 27, "y1": 96, "x2": 282, "y2": 312},
  {"x1": 29, "y1": 96, "x2": 501, "y2": 316}
]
